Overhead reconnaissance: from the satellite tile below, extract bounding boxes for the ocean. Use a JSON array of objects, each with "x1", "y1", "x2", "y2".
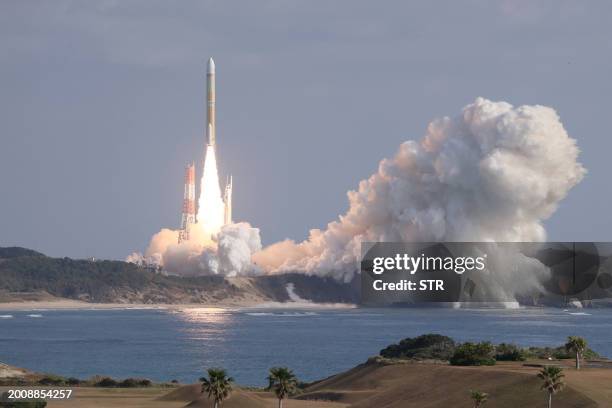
[{"x1": 1, "y1": 307, "x2": 610, "y2": 386}]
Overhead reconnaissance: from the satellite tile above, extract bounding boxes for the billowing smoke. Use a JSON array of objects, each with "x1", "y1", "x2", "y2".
[
  {"x1": 131, "y1": 97, "x2": 585, "y2": 293},
  {"x1": 128, "y1": 222, "x2": 262, "y2": 276},
  {"x1": 128, "y1": 145, "x2": 262, "y2": 277},
  {"x1": 253, "y1": 98, "x2": 586, "y2": 286}
]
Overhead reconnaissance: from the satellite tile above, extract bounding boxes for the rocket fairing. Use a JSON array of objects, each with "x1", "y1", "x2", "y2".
[{"x1": 207, "y1": 57, "x2": 216, "y2": 147}]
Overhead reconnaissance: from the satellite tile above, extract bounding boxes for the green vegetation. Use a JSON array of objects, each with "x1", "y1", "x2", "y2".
[
  {"x1": 0, "y1": 247, "x2": 45, "y2": 259},
  {"x1": 66, "y1": 377, "x2": 81, "y2": 385},
  {"x1": 267, "y1": 367, "x2": 299, "y2": 408},
  {"x1": 201, "y1": 368, "x2": 233, "y2": 408},
  {"x1": 538, "y1": 366, "x2": 565, "y2": 408},
  {"x1": 469, "y1": 389, "x2": 489, "y2": 407},
  {"x1": 0, "y1": 248, "x2": 238, "y2": 303},
  {"x1": 18, "y1": 374, "x2": 153, "y2": 388},
  {"x1": 0, "y1": 395, "x2": 46, "y2": 408},
  {"x1": 37, "y1": 374, "x2": 66, "y2": 386},
  {"x1": 0, "y1": 246, "x2": 357, "y2": 304},
  {"x1": 379, "y1": 333, "x2": 456, "y2": 360},
  {"x1": 95, "y1": 377, "x2": 118, "y2": 387},
  {"x1": 495, "y1": 343, "x2": 527, "y2": 361},
  {"x1": 91, "y1": 376, "x2": 152, "y2": 388},
  {"x1": 525, "y1": 344, "x2": 600, "y2": 360},
  {"x1": 565, "y1": 336, "x2": 587, "y2": 370},
  {"x1": 120, "y1": 378, "x2": 152, "y2": 387},
  {"x1": 0, "y1": 378, "x2": 29, "y2": 387},
  {"x1": 378, "y1": 334, "x2": 601, "y2": 367},
  {"x1": 450, "y1": 342, "x2": 496, "y2": 366}
]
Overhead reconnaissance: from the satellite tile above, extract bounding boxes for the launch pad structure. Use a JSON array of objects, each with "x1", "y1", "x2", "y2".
[
  {"x1": 178, "y1": 57, "x2": 232, "y2": 243},
  {"x1": 178, "y1": 163, "x2": 196, "y2": 243}
]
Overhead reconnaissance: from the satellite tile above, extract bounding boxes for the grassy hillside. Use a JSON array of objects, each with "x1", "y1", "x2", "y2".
[{"x1": 299, "y1": 360, "x2": 602, "y2": 407}]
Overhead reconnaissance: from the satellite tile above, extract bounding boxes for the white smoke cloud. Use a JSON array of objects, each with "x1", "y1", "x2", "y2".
[
  {"x1": 253, "y1": 98, "x2": 586, "y2": 284},
  {"x1": 216, "y1": 222, "x2": 263, "y2": 277},
  {"x1": 129, "y1": 222, "x2": 262, "y2": 277}
]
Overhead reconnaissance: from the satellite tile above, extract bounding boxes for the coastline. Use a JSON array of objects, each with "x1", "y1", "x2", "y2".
[
  {"x1": 3, "y1": 299, "x2": 610, "y2": 311},
  {"x1": 0, "y1": 299, "x2": 357, "y2": 311},
  {"x1": 0, "y1": 300, "x2": 247, "y2": 311}
]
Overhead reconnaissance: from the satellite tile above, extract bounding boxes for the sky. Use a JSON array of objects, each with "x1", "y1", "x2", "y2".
[{"x1": 1, "y1": 0, "x2": 611, "y2": 260}]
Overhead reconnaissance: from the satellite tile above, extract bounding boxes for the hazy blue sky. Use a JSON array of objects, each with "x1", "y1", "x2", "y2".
[{"x1": 1, "y1": 1, "x2": 611, "y2": 259}]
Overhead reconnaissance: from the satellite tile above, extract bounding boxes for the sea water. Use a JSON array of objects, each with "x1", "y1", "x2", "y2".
[{"x1": 1, "y1": 307, "x2": 610, "y2": 386}]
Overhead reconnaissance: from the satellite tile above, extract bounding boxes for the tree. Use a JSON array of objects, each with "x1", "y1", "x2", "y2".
[
  {"x1": 267, "y1": 367, "x2": 298, "y2": 408},
  {"x1": 470, "y1": 390, "x2": 489, "y2": 407},
  {"x1": 201, "y1": 368, "x2": 233, "y2": 408},
  {"x1": 495, "y1": 343, "x2": 526, "y2": 361},
  {"x1": 565, "y1": 336, "x2": 587, "y2": 370},
  {"x1": 450, "y1": 342, "x2": 496, "y2": 366},
  {"x1": 379, "y1": 333, "x2": 456, "y2": 360},
  {"x1": 538, "y1": 366, "x2": 565, "y2": 408},
  {"x1": 0, "y1": 393, "x2": 46, "y2": 407}
]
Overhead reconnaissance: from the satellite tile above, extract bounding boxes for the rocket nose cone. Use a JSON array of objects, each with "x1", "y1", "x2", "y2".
[{"x1": 207, "y1": 57, "x2": 215, "y2": 74}]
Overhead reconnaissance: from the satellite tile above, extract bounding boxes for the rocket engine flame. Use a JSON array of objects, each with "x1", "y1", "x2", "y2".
[{"x1": 197, "y1": 145, "x2": 225, "y2": 239}]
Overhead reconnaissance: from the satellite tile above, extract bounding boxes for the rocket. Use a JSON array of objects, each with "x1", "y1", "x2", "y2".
[
  {"x1": 207, "y1": 57, "x2": 216, "y2": 147},
  {"x1": 206, "y1": 56, "x2": 233, "y2": 226}
]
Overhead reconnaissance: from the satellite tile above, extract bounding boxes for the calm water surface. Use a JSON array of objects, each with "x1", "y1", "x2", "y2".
[{"x1": 1, "y1": 307, "x2": 610, "y2": 386}]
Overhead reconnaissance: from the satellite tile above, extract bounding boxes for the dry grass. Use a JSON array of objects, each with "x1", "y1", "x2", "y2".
[
  {"x1": 299, "y1": 359, "x2": 607, "y2": 408},
  {"x1": 3, "y1": 360, "x2": 611, "y2": 407}
]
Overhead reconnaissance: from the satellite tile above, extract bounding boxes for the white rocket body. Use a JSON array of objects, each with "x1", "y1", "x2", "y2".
[
  {"x1": 207, "y1": 58, "x2": 216, "y2": 147},
  {"x1": 205, "y1": 57, "x2": 232, "y2": 226}
]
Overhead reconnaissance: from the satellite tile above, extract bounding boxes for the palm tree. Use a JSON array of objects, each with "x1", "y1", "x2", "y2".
[
  {"x1": 470, "y1": 389, "x2": 489, "y2": 407},
  {"x1": 201, "y1": 368, "x2": 233, "y2": 408},
  {"x1": 267, "y1": 367, "x2": 298, "y2": 408},
  {"x1": 538, "y1": 366, "x2": 565, "y2": 408},
  {"x1": 565, "y1": 336, "x2": 587, "y2": 370}
]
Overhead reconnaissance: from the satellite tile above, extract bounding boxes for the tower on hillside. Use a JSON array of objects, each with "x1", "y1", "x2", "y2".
[
  {"x1": 178, "y1": 163, "x2": 196, "y2": 243},
  {"x1": 224, "y1": 175, "x2": 233, "y2": 225}
]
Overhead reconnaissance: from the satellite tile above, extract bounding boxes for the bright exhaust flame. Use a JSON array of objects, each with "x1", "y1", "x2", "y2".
[{"x1": 197, "y1": 144, "x2": 225, "y2": 238}]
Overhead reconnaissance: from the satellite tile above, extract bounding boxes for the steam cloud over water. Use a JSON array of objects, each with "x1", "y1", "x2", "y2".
[
  {"x1": 253, "y1": 98, "x2": 586, "y2": 282},
  {"x1": 130, "y1": 98, "x2": 585, "y2": 284}
]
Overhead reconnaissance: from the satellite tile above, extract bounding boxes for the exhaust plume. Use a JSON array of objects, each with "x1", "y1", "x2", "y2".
[
  {"x1": 129, "y1": 143, "x2": 262, "y2": 276},
  {"x1": 197, "y1": 145, "x2": 225, "y2": 238},
  {"x1": 253, "y1": 98, "x2": 586, "y2": 284}
]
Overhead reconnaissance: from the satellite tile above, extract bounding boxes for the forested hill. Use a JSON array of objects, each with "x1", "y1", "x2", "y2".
[
  {"x1": 0, "y1": 247, "x2": 46, "y2": 259},
  {"x1": 0, "y1": 247, "x2": 358, "y2": 305}
]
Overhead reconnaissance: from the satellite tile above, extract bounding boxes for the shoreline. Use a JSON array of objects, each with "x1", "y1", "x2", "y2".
[
  {"x1": 0, "y1": 299, "x2": 357, "y2": 311},
  {"x1": 1, "y1": 298, "x2": 609, "y2": 312},
  {"x1": 0, "y1": 299, "x2": 257, "y2": 311}
]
